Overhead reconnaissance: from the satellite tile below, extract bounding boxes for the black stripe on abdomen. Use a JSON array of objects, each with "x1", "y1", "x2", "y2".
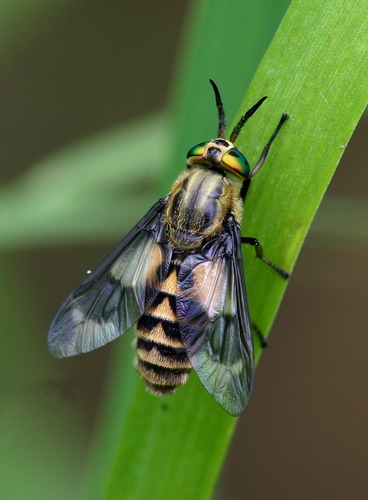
[{"x1": 135, "y1": 266, "x2": 192, "y2": 395}]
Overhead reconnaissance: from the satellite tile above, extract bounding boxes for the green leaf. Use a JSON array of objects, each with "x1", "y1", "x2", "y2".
[
  {"x1": 0, "y1": 113, "x2": 167, "y2": 250},
  {"x1": 236, "y1": 0, "x2": 368, "y2": 331},
  {"x1": 84, "y1": 1, "x2": 367, "y2": 499}
]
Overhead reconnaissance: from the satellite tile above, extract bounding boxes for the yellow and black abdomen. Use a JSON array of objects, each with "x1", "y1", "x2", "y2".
[
  {"x1": 135, "y1": 167, "x2": 242, "y2": 395},
  {"x1": 135, "y1": 260, "x2": 192, "y2": 395}
]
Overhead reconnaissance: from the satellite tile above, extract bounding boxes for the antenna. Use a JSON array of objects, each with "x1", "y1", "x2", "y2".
[
  {"x1": 229, "y1": 96, "x2": 267, "y2": 143},
  {"x1": 209, "y1": 79, "x2": 226, "y2": 138}
]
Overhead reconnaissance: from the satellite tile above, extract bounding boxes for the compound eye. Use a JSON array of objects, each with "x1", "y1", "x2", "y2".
[
  {"x1": 186, "y1": 142, "x2": 208, "y2": 159},
  {"x1": 221, "y1": 148, "x2": 250, "y2": 179}
]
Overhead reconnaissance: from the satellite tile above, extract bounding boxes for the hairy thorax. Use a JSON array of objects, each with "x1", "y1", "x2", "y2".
[{"x1": 165, "y1": 167, "x2": 243, "y2": 250}]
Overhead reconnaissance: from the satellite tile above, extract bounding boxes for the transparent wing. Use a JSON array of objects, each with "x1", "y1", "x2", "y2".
[
  {"x1": 176, "y1": 217, "x2": 254, "y2": 416},
  {"x1": 48, "y1": 199, "x2": 172, "y2": 357}
]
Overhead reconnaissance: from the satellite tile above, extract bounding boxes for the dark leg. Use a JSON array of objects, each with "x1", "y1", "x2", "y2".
[
  {"x1": 240, "y1": 113, "x2": 289, "y2": 201},
  {"x1": 251, "y1": 321, "x2": 268, "y2": 348},
  {"x1": 240, "y1": 175, "x2": 251, "y2": 201},
  {"x1": 251, "y1": 113, "x2": 289, "y2": 177},
  {"x1": 241, "y1": 236, "x2": 289, "y2": 279}
]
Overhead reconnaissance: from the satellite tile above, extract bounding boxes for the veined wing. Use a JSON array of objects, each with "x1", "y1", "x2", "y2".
[
  {"x1": 48, "y1": 198, "x2": 172, "y2": 357},
  {"x1": 176, "y1": 216, "x2": 254, "y2": 416}
]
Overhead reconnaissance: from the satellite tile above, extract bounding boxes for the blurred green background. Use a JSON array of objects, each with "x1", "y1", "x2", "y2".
[{"x1": 0, "y1": 0, "x2": 367, "y2": 498}]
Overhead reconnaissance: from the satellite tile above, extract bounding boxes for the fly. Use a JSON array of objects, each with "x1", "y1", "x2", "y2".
[{"x1": 48, "y1": 80, "x2": 289, "y2": 416}]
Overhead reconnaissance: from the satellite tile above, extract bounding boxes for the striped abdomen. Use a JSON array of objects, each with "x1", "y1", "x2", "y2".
[{"x1": 135, "y1": 262, "x2": 191, "y2": 395}]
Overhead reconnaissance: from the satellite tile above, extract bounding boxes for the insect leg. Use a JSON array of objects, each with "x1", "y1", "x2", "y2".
[
  {"x1": 239, "y1": 113, "x2": 289, "y2": 201},
  {"x1": 239, "y1": 175, "x2": 251, "y2": 201},
  {"x1": 241, "y1": 236, "x2": 289, "y2": 279},
  {"x1": 251, "y1": 321, "x2": 268, "y2": 348},
  {"x1": 251, "y1": 113, "x2": 289, "y2": 177}
]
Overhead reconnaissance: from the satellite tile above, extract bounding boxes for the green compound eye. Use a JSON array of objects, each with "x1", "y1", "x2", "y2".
[
  {"x1": 221, "y1": 148, "x2": 250, "y2": 179},
  {"x1": 186, "y1": 142, "x2": 208, "y2": 159}
]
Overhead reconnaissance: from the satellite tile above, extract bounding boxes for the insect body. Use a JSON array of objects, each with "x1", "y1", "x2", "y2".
[{"x1": 48, "y1": 80, "x2": 289, "y2": 416}]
